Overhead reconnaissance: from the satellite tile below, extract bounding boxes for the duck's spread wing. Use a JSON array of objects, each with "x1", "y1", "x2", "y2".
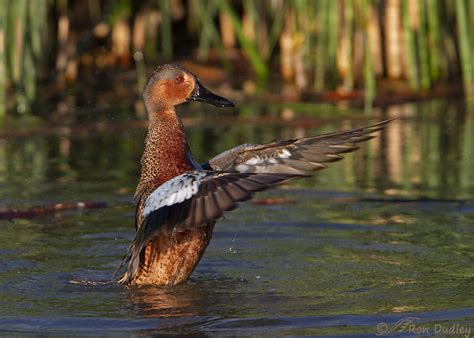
[
  {"x1": 203, "y1": 120, "x2": 392, "y2": 174},
  {"x1": 116, "y1": 170, "x2": 300, "y2": 283}
]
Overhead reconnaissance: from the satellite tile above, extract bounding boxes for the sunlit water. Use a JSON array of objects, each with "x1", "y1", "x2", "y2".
[{"x1": 0, "y1": 99, "x2": 473, "y2": 336}]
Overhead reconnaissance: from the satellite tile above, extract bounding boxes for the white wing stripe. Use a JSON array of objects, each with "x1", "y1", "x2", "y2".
[
  {"x1": 143, "y1": 172, "x2": 207, "y2": 218},
  {"x1": 280, "y1": 149, "x2": 291, "y2": 158},
  {"x1": 246, "y1": 157, "x2": 263, "y2": 165},
  {"x1": 242, "y1": 148, "x2": 292, "y2": 169},
  {"x1": 235, "y1": 164, "x2": 249, "y2": 172}
]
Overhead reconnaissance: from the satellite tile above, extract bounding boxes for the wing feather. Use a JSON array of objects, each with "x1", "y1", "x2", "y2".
[
  {"x1": 215, "y1": 185, "x2": 236, "y2": 211},
  {"x1": 116, "y1": 171, "x2": 299, "y2": 283},
  {"x1": 205, "y1": 119, "x2": 392, "y2": 174},
  {"x1": 117, "y1": 120, "x2": 393, "y2": 283}
]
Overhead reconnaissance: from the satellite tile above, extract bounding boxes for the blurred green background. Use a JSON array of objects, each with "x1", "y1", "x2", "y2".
[{"x1": 1, "y1": 0, "x2": 474, "y2": 121}]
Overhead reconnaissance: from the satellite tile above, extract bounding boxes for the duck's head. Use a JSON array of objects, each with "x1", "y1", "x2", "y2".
[{"x1": 143, "y1": 64, "x2": 234, "y2": 113}]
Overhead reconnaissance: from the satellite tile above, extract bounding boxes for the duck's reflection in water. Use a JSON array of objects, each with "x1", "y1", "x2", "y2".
[
  {"x1": 126, "y1": 285, "x2": 204, "y2": 318},
  {"x1": 124, "y1": 277, "x2": 234, "y2": 319}
]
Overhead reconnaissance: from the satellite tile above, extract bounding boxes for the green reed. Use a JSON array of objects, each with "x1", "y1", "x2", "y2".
[
  {"x1": 158, "y1": 0, "x2": 173, "y2": 59},
  {"x1": 362, "y1": 0, "x2": 375, "y2": 112},
  {"x1": 0, "y1": 2, "x2": 6, "y2": 118},
  {"x1": 195, "y1": 0, "x2": 219, "y2": 61},
  {"x1": 1, "y1": 0, "x2": 47, "y2": 119},
  {"x1": 217, "y1": 0, "x2": 268, "y2": 83},
  {"x1": 402, "y1": 0, "x2": 417, "y2": 88},
  {"x1": 456, "y1": 0, "x2": 474, "y2": 97}
]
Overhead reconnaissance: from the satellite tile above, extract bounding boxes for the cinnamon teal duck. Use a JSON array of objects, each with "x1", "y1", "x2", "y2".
[{"x1": 116, "y1": 64, "x2": 391, "y2": 286}]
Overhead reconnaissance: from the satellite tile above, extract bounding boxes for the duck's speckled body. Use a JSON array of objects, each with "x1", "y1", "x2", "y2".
[{"x1": 116, "y1": 64, "x2": 391, "y2": 286}]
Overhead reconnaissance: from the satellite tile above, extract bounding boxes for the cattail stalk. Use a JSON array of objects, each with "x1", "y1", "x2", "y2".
[{"x1": 455, "y1": 0, "x2": 474, "y2": 97}]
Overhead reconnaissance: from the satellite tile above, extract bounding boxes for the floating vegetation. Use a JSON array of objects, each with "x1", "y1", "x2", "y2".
[{"x1": 0, "y1": 0, "x2": 473, "y2": 120}]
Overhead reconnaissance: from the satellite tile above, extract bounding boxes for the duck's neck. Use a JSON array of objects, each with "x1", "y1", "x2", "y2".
[{"x1": 140, "y1": 108, "x2": 193, "y2": 188}]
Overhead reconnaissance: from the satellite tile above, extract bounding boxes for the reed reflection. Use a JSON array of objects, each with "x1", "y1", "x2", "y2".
[{"x1": 0, "y1": 99, "x2": 472, "y2": 201}]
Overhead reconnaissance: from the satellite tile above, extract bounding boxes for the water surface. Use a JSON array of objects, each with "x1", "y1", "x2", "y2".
[{"x1": 0, "y1": 99, "x2": 473, "y2": 336}]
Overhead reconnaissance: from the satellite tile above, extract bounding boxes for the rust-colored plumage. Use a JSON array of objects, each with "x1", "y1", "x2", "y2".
[
  {"x1": 129, "y1": 107, "x2": 215, "y2": 286},
  {"x1": 125, "y1": 65, "x2": 214, "y2": 286},
  {"x1": 116, "y1": 64, "x2": 392, "y2": 287}
]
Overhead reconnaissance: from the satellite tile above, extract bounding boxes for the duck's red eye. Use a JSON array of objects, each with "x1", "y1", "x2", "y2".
[{"x1": 175, "y1": 75, "x2": 185, "y2": 84}]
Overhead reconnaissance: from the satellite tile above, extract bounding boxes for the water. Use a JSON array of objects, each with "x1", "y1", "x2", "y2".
[{"x1": 0, "y1": 99, "x2": 473, "y2": 336}]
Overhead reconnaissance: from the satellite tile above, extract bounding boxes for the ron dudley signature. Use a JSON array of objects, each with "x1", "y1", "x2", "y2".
[{"x1": 376, "y1": 317, "x2": 472, "y2": 337}]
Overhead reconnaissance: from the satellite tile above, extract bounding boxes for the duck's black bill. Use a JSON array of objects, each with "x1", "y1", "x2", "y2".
[{"x1": 188, "y1": 80, "x2": 234, "y2": 108}]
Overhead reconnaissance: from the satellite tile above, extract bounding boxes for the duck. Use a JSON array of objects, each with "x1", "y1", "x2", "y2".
[{"x1": 115, "y1": 64, "x2": 391, "y2": 286}]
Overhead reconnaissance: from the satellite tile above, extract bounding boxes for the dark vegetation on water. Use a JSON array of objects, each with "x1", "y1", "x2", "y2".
[{"x1": 1, "y1": 0, "x2": 474, "y2": 122}]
